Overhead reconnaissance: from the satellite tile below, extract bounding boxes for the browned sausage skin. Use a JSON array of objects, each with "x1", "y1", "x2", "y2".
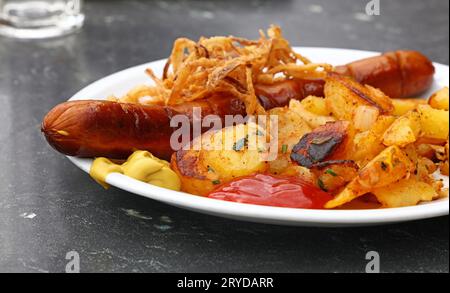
[
  {"x1": 255, "y1": 50, "x2": 434, "y2": 109},
  {"x1": 42, "y1": 95, "x2": 246, "y2": 160},
  {"x1": 255, "y1": 79, "x2": 325, "y2": 109},
  {"x1": 335, "y1": 50, "x2": 435, "y2": 99}
]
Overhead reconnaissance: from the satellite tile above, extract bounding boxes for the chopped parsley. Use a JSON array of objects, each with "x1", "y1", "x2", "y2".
[
  {"x1": 212, "y1": 179, "x2": 221, "y2": 185},
  {"x1": 233, "y1": 136, "x2": 248, "y2": 151},
  {"x1": 317, "y1": 178, "x2": 328, "y2": 192},
  {"x1": 380, "y1": 161, "x2": 388, "y2": 171},
  {"x1": 325, "y1": 169, "x2": 338, "y2": 177},
  {"x1": 233, "y1": 137, "x2": 247, "y2": 151},
  {"x1": 255, "y1": 130, "x2": 264, "y2": 136},
  {"x1": 281, "y1": 144, "x2": 288, "y2": 154}
]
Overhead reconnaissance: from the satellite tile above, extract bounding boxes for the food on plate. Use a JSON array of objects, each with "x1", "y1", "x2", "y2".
[
  {"x1": 299, "y1": 95, "x2": 330, "y2": 116},
  {"x1": 42, "y1": 94, "x2": 246, "y2": 160},
  {"x1": 290, "y1": 121, "x2": 353, "y2": 168},
  {"x1": 171, "y1": 122, "x2": 269, "y2": 196},
  {"x1": 255, "y1": 50, "x2": 434, "y2": 109},
  {"x1": 371, "y1": 178, "x2": 437, "y2": 208},
  {"x1": 266, "y1": 106, "x2": 312, "y2": 174},
  {"x1": 427, "y1": 86, "x2": 449, "y2": 110},
  {"x1": 90, "y1": 150, "x2": 180, "y2": 190},
  {"x1": 288, "y1": 99, "x2": 335, "y2": 129},
  {"x1": 324, "y1": 146, "x2": 414, "y2": 208},
  {"x1": 42, "y1": 30, "x2": 435, "y2": 160},
  {"x1": 41, "y1": 26, "x2": 448, "y2": 210},
  {"x1": 309, "y1": 160, "x2": 359, "y2": 193},
  {"x1": 416, "y1": 104, "x2": 449, "y2": 144},
  {"x1": 254, "y1": 79, "x2": 325, "y2": 110},
  {"x1": 334, "y1": 50, "x2": 435, "y2": 99},
  {"x1": 351, "y1": 115, "x2": 396, "y2": 166},
  {"x1": 382, "y1": 110, "x2": 421, "y2": 147},
  {"x1": 324, "y1": 73, "x2": 394, "y2": 121},
  {"x1": 392, "y1": 98, "x2": 427, "y2": 116},
  {"x1": 207, "y1": 173, "x2": 333, "y2": 209}
]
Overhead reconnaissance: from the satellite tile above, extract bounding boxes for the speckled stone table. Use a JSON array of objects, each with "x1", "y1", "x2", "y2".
[{"x1": 0, "y1": 0, "x2": 448, "y2": 273}]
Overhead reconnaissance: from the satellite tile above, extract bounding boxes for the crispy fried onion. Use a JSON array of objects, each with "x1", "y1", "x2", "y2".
[{"x1": 115, "y1": 25, "x2": 331, "y2": 114}]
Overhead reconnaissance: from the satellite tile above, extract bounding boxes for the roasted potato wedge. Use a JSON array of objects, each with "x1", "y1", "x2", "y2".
[
  {"x1": 428, "y1": 87, "x2": 449, "y2": 110},
  {"x1": 351, "y1": 115, "x2": 396, "y2": 166},
  {"x1": 310, "y1": 160, "x2": 359, "y2": 192},
  {"x1": 290, "y1": 121, "x2": 354, "y2": 168},
  {"x1": 267, "y1": 106, "x2": 311, "y2": 174},
  {"x1": 171, "y1": 123, "x2": 269, "y2": 196},
  {"x1": 279, "y1": 165, "x2": 314, "y2": 181},
  {"x1": 382, "y1": 110, "x2": 421, "y2": 147},
  {"x1": 268, "y1": 106, "x2": 312, "y2": 152},
  {"x1": 324, "y1": 73, "x2": 394, "y2": 121},
  {"x1": 415, "y1": 157, "x2": 437, "y2": 184},
  {"x1": 289, "y1": 99, "x2": 335, "y2": 129},
  {"x1": 372, "y1": 178, "x2": 437, "y2": 208},
  {"x1": 392, "y1": 98, "x2": 426, "y2": 116},
  {"x1": 325, "y1": 145, "x2": 413, "y2": 208},
  {"x1": 300, "y1": 95, "x2": 330, "y2": 116},
  {"x1": 417, "y1": 105, "x2": 449, "y2": 144}
]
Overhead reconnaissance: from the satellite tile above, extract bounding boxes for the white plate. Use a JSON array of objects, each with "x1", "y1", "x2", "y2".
[{"x1": 66, "y1": 47, "x2": 449, "y2": 227}]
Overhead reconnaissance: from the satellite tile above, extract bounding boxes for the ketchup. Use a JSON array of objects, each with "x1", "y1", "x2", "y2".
[{"x1": 207, "y1": 174, "x2": 333, "y2": 209}]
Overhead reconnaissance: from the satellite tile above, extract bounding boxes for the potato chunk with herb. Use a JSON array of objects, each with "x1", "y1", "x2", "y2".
[{"x1": 325, "y1": 146, "x2": 413, "y2": 208}]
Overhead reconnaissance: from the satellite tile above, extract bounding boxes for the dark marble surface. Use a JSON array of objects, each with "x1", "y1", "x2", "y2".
[{"x1": 0, "y1": 0, "x2": 448, "y2": 273}]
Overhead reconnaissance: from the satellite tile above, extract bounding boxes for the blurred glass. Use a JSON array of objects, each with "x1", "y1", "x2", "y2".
[{"x1": 0, "y1": 0, "x2": 84, "y2": 39}]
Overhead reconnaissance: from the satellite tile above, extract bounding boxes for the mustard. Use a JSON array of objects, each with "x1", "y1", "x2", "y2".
[
  {"x1": 89, "y1": 158, "x2": 123, "y2": 189},
  {"x1": 89, "y1": 150, "x2": 181, "y2": 191}
]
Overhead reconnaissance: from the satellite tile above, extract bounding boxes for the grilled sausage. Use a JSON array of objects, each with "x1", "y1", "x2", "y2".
[
  {"x1": 255, "y1": 79, "x2": 325, "y2": 110},
  {"x1": 41, "y1": 95, "x2": 246, "y2": 160},
  {"x1": 255, "y1": 50, "x2": 435, "y2": 109},
  {"x1": 335, "y1": 50, "x2": 435, "y2": 99}
]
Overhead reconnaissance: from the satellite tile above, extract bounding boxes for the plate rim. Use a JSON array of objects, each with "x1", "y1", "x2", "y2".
[{"x1": 66, "y1": 47, "x2": 449, "y2": 226}]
